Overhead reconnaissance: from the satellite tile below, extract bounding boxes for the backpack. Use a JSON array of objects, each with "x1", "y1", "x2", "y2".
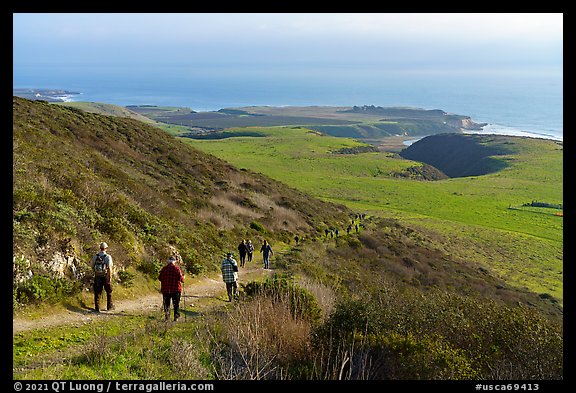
[{"x1": 94, "y1": 254, "x2": 109, "y2": 277}]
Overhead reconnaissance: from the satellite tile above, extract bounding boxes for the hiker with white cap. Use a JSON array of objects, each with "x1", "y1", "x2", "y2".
[
  {"x1": 91, "y1": 241, "x2": 114, "y2": 313},
  {"x1": 221, "y1": 252, "x2": 239, "y2": 302},
  {"x1": 158, "y1": 255, "x2": 185, "y2": 321}
]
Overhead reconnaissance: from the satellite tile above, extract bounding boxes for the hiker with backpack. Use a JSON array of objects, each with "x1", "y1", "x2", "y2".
[
  {"x1": 92, "y1": 242, "x2": 114, "y2": 313},
  {"x1": 158, "y1": 255, "x2": 185, "y2": 321},
  {"x1": 221, "y1": 252, "x2": 239, "y2": 302}
]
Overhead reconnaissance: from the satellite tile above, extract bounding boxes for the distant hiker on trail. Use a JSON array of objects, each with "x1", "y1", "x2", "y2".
[
  {"x1": 260, "y1": 240, "x2": 274, "y2": 269},
  {"x1": 347, "y1": 225, "x2": 352, "y2": 235},
  {"x1": 158, "y1": 256, "x2": 185, "y2": 321},
  {"x1": 335, "y1": 229, "x2": 339, "y2": 237},
  {"x1": 221, "y1": 252, "x2": 239, "y2": 302},
  {"x1": 325, "y1": 229, "x2": 329, "y2": 238},
  {"x1": 355, "y1": 223, "x2": 359, "y2": 233},
  {"x1": 238, "y1": 239, "x2": 248, "y2": 268},
  {"x1": 246, "y1": 240, "x2": 254, "y2": 262},
  {"x1": 92, "y1": 242, "x2": 114, "y2": 313},
  {"x1": 294, "y1": 235, "x2": 299, "y2": 245}
]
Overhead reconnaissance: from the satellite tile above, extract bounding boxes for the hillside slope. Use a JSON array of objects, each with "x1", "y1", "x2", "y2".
[
  {"x1": 55, "y1": 101, "x2": 160, "y2": 125},
  {"x1": 399, "y1": 133, "x2": 514, "y2": 177},
  {"x1": 12, "y1": 98, "x2": 563, "y2": 381},
  {"x1": 12, "y1": 97, "x2": 350, "y2": 306}
]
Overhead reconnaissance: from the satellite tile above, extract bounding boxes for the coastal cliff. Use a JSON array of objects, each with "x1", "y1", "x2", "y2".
[{"x1": 452, "y1": 117, "x2": 488, "y2": 131}]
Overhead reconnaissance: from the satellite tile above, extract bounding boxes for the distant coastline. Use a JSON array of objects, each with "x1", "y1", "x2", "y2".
[
  {"x1": 13, "y1": 87, "x2": 563, "y2": 143},
  {"x1": 13, "y1": 88, "x2": 80, "y2": 103},
  {"x1": 463, "y1": 123, "x2": 563, "y2": 142}
]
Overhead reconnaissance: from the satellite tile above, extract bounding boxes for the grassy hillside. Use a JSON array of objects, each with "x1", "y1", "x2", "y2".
[
  {"x1": 183, "y1": 127, "x2": 563, "y2": 303},
  {"x1": 13, "y1": 97, "x2": 563, "y2": 381},
  {"x1": 12, "y1": 97, "x2": 350, "y2": 308},
  {"x1": 55, "y1": 101, "x2": 159, "y2": 125},
  {"x1": 14, "y1": 229, "x2": 563, "y2": 380},
  {"x1": 127, "y1": 104, "x2": 484, "y2": 139}
]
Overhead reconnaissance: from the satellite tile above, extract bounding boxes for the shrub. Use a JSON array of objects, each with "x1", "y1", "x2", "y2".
[
  {"x1": 185, "y1": 262, "x2": 206, "y2": 276},
  {"x1": 243, "y1": 274, "x2": 323, "y2": 324},
  {"x1": 15, "y1": 274, "x2": 82, "y2": 305},
  {"x1": 117, "y1": 270, "x2": 135, "y2": 287},
  {"x1": 368, "y1": 331, "x2": 479, "y2": 379},
  {"x1": 313, "y1": 287, "x2": 563, "y2": 380},
  {"x1": 346, "y1": 237, "x2": 362, "y2": 250},
  {"x1": 249, "y1": 221, "x2": 267, "y2": 234},
  {"x1": 178, "y1": 248, "x2": 207, "y2": 276},
  {"x1": 137, "y1": 256, "x2": 163, "y2": 279},
  {"x1": 207, "y1": 290, "x2": 314, "y2": 379}
]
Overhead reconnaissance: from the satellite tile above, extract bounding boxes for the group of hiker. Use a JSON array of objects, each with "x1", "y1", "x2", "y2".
[
  {"x1": 90, "y1": 214, "x2": 364, "y2": 320},
  {"x1": 90, "y1": 238, "x2": 275, "y2": 320},
  {"x1": 92, "y1": 211, "x2": 368, "y2": 318},
  {"x1": 324, "y1": 214, "x2": 366, "y2": 239},
  {"x1": 221, "y1": 239, "x2": 274, "y2": 302}
]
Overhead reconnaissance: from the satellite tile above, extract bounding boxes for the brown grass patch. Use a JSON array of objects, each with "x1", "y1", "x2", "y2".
[{"x1": 210, "y1": 295, "x2": 312, "y2": 379}]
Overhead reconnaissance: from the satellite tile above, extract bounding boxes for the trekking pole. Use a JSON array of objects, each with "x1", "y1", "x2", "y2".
[{"x1": 182, "y1": 286, "x2": 186, "y2": 322}]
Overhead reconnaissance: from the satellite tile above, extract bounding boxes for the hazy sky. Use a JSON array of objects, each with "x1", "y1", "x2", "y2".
[{"x1": 13, "y1": 13, "x2": 563, "y2": 70}]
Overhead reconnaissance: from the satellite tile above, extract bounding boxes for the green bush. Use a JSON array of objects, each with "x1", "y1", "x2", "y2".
[
  {"x1": 365, "y1": 331, "x2": 479, "y2": 379},
  {"x1": 249, "y1": 221, "x2": 267, "y2": 233},
  {"x1": 313, "y1": 288, "x2": 563, "y2": 380},
  {"x1": 347, "y1": 237, "x2": 362, "y2": 250},
  {"x1": 137, "y1": 257, "x2": 163, "y2": 279},
  {"x1": 177, "y1": 247, "x2": 207, "y2": 276},
  {"x1": 117, "y1": 270, "x2": 135, "y2": 287},
  {"x1": 243, "y1": 274, "x2": 323, "y2": 324},
  {"x1": 15, "y1": 274, "x2": 82, "y2": 305}
]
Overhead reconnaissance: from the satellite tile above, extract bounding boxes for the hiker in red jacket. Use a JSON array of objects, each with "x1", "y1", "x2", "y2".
[{"x1": 158, "y1": 256, "x2": 185, "y2": 321}]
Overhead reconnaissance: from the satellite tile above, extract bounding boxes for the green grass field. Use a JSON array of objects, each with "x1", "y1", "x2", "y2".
[{"x1": 182, "y1": 127, "x2": 563, "y2": 303}]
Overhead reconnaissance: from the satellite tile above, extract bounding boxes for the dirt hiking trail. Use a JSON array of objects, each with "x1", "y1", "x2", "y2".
[{"x1": 13, "y1": 265, "x2": 273, "y2": 335}]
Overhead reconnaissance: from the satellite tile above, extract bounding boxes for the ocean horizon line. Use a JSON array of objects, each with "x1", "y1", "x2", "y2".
[{"x1": 13, "y1": 86, "x2": 563, "y2": 143}]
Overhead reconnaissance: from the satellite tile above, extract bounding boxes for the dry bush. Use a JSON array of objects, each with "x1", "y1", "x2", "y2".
[
  {"x1": 308, "y1": 330, "x2": 375, "y2": 380},
  {"x1": 265, "y1": 205, "x2": 307, "y2": 232},
  {"x1": 169, "y1": 337, "x2": 212, "y2": 379},
  {"x1": 296, "y1": 276, "x2": 337, "y2": 320},
  {"x1": 81, "y1": 334, "x2": 116, "y2": 365},
  {"x1": 211, "y1": 295, "x2": 313, "y2": 379},
  {"x1": 196, "y1": 208, "x2": 235, "y2": 230},
  {"x1": 209, "y1": 193, "x2": 262, "y2": 220},
  {"x1": 249, "y1": 192, "x2": 276, "y2": 210},
  {"x1": 226, "y1": 170, "x2": 258, "y2": 190}
]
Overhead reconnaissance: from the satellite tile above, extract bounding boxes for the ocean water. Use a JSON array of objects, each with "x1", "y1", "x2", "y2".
[{"x1": 13, "y1": 64, "x2": 563, "y2": 141}]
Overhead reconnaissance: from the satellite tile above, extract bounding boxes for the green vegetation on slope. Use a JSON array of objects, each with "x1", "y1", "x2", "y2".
[
  {"x1": 12, "y1": 97, "x2": 350, "y2": 308},
  {"x1": 183, "y1": 127, "x2": 563, "y2": 303},
  {"x1": 14, "y1": 235, "x2": 563, "y2": 380},
  {"x1": 13, "y1": 97, "x2": 563, "y2": 381},
  {"x1": 55, "y1": 101, "x2": 159, "y2": 125}
]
